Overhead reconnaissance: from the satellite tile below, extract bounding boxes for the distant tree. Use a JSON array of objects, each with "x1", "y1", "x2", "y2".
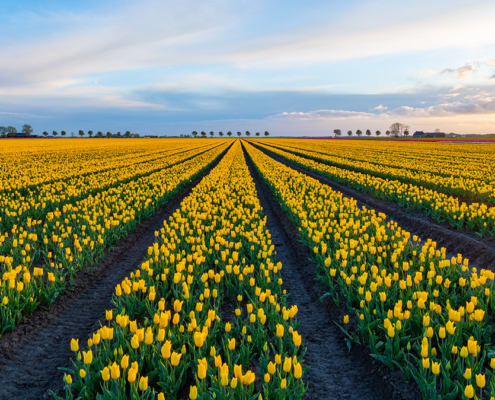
[
  {"x1": 435, "y1": 128, "x2": 440, "y2": 132},
  {"x1": 42, "y1": 131, "x2": 49, "y2": 137},
  {"x1": 61, "y1": 130, "x2": 66, "y2": 136},
  {"x1": 437, "y1": 131, "x2": 446, "y2": 138},
  {"x1": 237, "y1": 132, "x2": 241, "y2": 137},
  {"x1": 200, "y1": 131, "x2": 206, "y2": 137},
  {"x1": 365, "y1": 129, "x2": 371, "y2": 136},
  {"x1": 78, "y1": 130, "x2": 84, "y2": 137},
  {"x1": 7, "y1": 126, "x2": 17, "y2": 137},
  {"x1": 53, "y1": 131, "x2": 58, "y2": 136},
  {"x1": 376, "y1": 130, "x2": 381, "y2": 136},
  {"x1": 404, "y1": 130, "x2": 410, "y2": 136},
  {"x1": 0, "y1": 127, "x2": 6, "y2": 137},
  {"x1": 106, "y1": 132, "x2": 112, "y2": 137},
  {"x1": 117, "y1": 132, "x2": 122, "y2": 137},
  {"x1": 389, "y1": 122, "x2": 409, "y2": 138},
  {"x1": 356, "y1": 130, "x2": 363, "y2": 136},
  {"x1": 125, "y1": 131, "x2": 131, "y2": 137},
  {"x1": 219, "y1": 131, "x2": 224, "y2": 137},
  {"x1": 97, "y1": 131, "x2": 103, "y2": 138},
  {"x1": 264, "y1": 131, "x2": 269, "y2": 137},
  {"x1": 333, "y1": 129, "x2": 342, "y2": 136},
  {"x1": 88, "y1": 130, "x2": 93, "y2": 137},
  {"x1": 385, "y1": 130, "x2": 391, "y2": 136},
  {"x1": 192, "y1": 131, "x2": 198, "y2": 138},
  {"x1": 245, "y1": 131, "x2": 251, "y2": 137},
  {"x1": 209, "y1": 131, "x2": 214, "y2": 137},
  {"x1": 256, "y1": 132, "x2": 260, "y2": 137},
  {"x1": 227, "y1": 131, "x2": 232, "y2": 137},
  {"x1": 22, "y1": 124, "x2": 33, "y2": 136},
  {"x1": 347, "y1": 130, "x2": 353, "y2": 136}
]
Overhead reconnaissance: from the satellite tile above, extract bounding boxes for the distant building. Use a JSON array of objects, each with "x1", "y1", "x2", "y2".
[{"x1": 413, "y1": 131, "x2": 445, "y2": 138}]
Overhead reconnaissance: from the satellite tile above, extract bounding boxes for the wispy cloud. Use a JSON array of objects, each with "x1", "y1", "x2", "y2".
[
  {"x1": 374, "y1": 104, "x2": 388, "y2": 111},
  {"x1": 271, "y1": 110, "x2": 379, "y2": 121},
  {"x1": 440, "y1": 65, "x2": 475, "y2": 79}
]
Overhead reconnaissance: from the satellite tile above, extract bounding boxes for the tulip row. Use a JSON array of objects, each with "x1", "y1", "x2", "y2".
[
  {"x1": 0, "y1": 138, "x2": 195, "y2": 192},
  {"x1": 256, "y1": 139, "x2": 495, "y2": 205},
  {"x1": 59, "y1": 141, "x2": 307, "y2": 400},
  {"x1": 0, "y1": 141, "x2": 219, "y2": 233},
  {"x1": 250, "y1": 141, "x2": 495, "y2": 238},
  {"x1": 244, "y1": 141, "x2": 495, "y2": 400},
  {"x1": 0, "y1": 143, "x2": 229, "y2": 336}
]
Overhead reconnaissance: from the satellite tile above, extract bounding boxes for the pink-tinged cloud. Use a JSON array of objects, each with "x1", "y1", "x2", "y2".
[
  {"x1": 271, "y1": 110, "x2": 379, "y2": 121},
  {"x1": 440, "y1": 65, "x2": 475, "y2": 79}
]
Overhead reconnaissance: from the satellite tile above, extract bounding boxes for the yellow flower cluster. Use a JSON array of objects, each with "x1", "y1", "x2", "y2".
[
  {"x1": 244, "y1": 141, "x2": 495, "y2": 400},
  {"x1": 256, "y1": 138, "x2": 495, "y2": 203},
  {"x1": 252, "y1": 140, "x2": 495, "y2": 237},
  {"x1": 0, "y1": 140, "x2": 228, "y2": 335},
  {"x1": 64, "y1": 141, "x2": 306, "y2": 400}
]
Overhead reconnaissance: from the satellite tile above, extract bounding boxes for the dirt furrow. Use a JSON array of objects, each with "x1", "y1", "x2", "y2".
[
  {"x1": 250, "y1": 142, "x2": 495, "y2": 271},
  {"x1": 242, "y1": 144, "x2": 422, "y2": 400},
  {"x1": 0, "y1": 151, "x2": 227, "y2": 400}
]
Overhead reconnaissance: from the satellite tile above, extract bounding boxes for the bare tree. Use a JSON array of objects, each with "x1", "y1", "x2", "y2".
[
  {"x1": 22, "y1": 124, "x2": 33, "y2": 136},
  {"x1": 435, "y1": 128, "x2": 440, "y2": 132},
  {"x1": 333, "y1": 129, "x2": 342, "y2": 136},
  {"x1": 389, "y1": 122, "x2": 410, "y2": 138}
]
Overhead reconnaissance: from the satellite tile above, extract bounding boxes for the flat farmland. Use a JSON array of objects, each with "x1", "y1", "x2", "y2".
[{"x1": 1, "y1": 138, "x2": 494, "y2": 400}]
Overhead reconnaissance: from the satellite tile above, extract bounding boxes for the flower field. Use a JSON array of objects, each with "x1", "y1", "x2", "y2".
[
  {"x1": 250, "y1": 140, "x2": 495, "y2": 238},
  {"x1": 1, "y1": 138, "x2": 495, "y2": 400}
]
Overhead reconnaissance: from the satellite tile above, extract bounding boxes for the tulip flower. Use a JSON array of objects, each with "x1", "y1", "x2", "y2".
[
  {"x1": 70, "y1": 338, "x2": 79, "y2": 352},
  {"x1": 189, "y1": 386, "x2": 198, "y2": 399},
  {"x1": 139, "y1": 376, "x2": 148, "y2": 391}
]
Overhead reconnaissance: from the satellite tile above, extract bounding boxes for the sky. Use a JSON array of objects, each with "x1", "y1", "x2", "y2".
[{"x1": 1, "y1": 0, "x2": 495, "y2": 136}]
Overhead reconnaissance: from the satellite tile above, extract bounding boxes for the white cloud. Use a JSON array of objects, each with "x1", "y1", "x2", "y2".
[
  {"x1": 449, "y1": 84, "x2": 464, "y2": 92},
  {"x1": 374, "y1": 104, "x2": 388, "y2": 110},
  {"x1": 271, "y1": 110, "x2": 378, "y2": 121},
  {"x1": 420, "y1": 69, "x2": 436, "y2": 77}
]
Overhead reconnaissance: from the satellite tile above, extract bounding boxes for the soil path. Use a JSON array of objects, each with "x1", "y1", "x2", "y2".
[
  {"x1": 250, "y1": 142, "x2": 495, "y2": 271},
  {"x1": 0, "y1": 152, "x2": 226, "y2": 400},
  {"x1": 242, "y1": 144, "x2": 422, "y2": 400}
]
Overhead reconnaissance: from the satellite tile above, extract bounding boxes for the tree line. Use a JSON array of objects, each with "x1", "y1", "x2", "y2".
[
  {"x1": 0, "y1": 124, "x2": 33, "y2": 137},
  {"x1": 43, "y1": 131, "x2": 136, "y2": 138},
  {"x1": 191, "y1": 131, "x2": 270, "y2": 138},
  {"x1": 333, "y1": 123, "x2": 411, "y2": 138}
]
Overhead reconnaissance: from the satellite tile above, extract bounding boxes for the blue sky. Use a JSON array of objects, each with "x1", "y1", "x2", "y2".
[{"x1": 1, "y1": 0, "x2": 495, "y2": 136}]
